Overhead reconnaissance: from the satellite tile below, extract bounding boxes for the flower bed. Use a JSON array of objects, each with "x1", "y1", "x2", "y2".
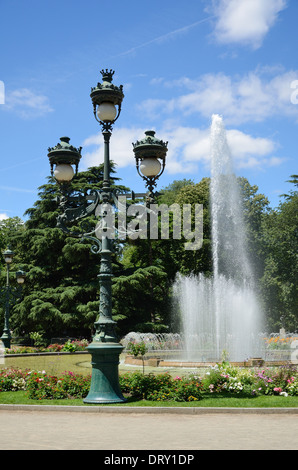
[
  {"x1": 4, "y1": 339, "x2": 89, "y2": 355},
  {"x1": 0, "y1": 368, "x2": 91, "y2": 399},
  {"x1": 202, "y1": 363, "x2": 298, "y2": 397},
  {"x1": 1, "y1": 362, "x2": 298, "y2": 402},
  {"x1": 26, "y1": 371, "x2": 91, "y2": 400}
]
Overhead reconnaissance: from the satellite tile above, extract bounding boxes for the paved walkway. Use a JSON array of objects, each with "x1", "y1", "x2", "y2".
[{"x1": 0, "y1": 405, "x2": 297, "y2": 450}]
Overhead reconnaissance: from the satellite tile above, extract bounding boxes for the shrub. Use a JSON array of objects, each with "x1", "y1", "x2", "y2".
[
  {"x1": 126, "y1": 341, "x2": 148, "y2": 374},
  {"x1": 5, "y1": 339, "x2": 89, "y2": 355},
  {"x1": 126, "y1": 341, "x2": 147, "y2": 358},
  {"x1": 46, "y1": 343, "x2": 64, "y2": 352},
  {"x1": 62, "y1": 341, "x2": 78, "y2": 353},
  {"x1": 148, "y1": 376, "x2": 203, "y2": 402},
  {"x1": 25, "y1": 371, "x2": 91, "y2": 400},
  {"x1": 26, "y1": 371, "x2": 66, "y2": 399},
  {"x1": 29, "y1": 332, "x2": 47, "y2": 348},
  {"x1": 0, "y1": 368, "x2": 29, "y2": 391},
  {"x1": 286, "y1": 378, "x2": 298, "y2": 396},
  {"x1": 119, "y1": 372, "x2": 203, "y2": 402},
  {"x1": 58, "y1": 371, "x2": 91, "y2": 397},
  {"x1": 200, "y1": 363, "x2": 298, "y2": 396},
  {"x1": 5, "y1": 346, "x2": 38, "y2": 354},
  {"x1": 202, "y1": 364, "x2": 230, "y2": 393},
  {"x1": 252, "y1": 366, "x2": 297, "y2": 396},
  {"x1": 61, "y1": 339, "x2": 89, "y2": 352}
]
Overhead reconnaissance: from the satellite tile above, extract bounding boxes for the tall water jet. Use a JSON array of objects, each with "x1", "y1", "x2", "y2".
[{"x1": 174, "y1": 115, "x2": 263, "y2": 362}]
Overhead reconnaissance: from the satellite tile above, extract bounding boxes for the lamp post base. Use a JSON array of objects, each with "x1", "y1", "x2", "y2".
[
  {"x1": 0, "y1": 332, "x2": 11, "y2": 349},
  {"x1": 83, "y1": 342, "x2": 126, "y2": 404}
]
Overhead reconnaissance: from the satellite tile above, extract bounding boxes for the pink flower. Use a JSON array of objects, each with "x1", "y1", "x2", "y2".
[{"x1": 287, "y1": 377, "x2": 295, "y2": 383}]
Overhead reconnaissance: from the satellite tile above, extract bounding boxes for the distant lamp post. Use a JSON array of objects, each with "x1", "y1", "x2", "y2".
[
  {"x1": 47, "y1": 68, "x2": 168, "y2": 403},
  {"x1": 0, "y1": 248, "x2": 26, "y2": 348},
  {"x1": 3, "y1": 248, "x2": 14, "y2": 265}
]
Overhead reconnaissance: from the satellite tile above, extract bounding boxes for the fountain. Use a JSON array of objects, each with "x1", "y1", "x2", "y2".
[{"x1": 173, "y1": 115, "x2": 264, "y2": 362}]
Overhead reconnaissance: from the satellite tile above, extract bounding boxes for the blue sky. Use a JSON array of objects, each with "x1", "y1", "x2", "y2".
[{"x1": 0, "y1": 0, "x2": 297, "y2": 221}]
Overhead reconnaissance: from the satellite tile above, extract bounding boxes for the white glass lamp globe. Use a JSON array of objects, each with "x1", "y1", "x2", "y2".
[
  {"x1": 96, "y1": 102, "x2": 117, "y2": 122},
  {"x1": 54, "y1": 164, "x2": 75, "y2": 182},
  {"x1": 16, "y1": 275, "x2": 25, "y2": 284},
  {"x1": 139, "y1": 158, "x2": 161, "y2": 177}
]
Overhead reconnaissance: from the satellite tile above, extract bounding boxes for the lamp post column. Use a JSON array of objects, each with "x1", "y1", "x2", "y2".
[
  {"x1": 103, "y1": 129, "x2": 111, "y2": 189},
  {"x1": 83, "y1": 115, "x2": 125, "y2": 404},
  {"x1": 1, "y1": 263, "x2": 11, "y2": 349},
  {"x1": 1, "y1": 249, "x2": 26, "y2": 349},
  {"x1": 93, "y1": 128, "x2": 117, "y2": 344}
]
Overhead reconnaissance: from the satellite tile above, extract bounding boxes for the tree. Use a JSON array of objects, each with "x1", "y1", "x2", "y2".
[
  {"x1": 237, "y1": 177, "x2": 270, "y2": 281},
  {"x1": 0, "y1": 217, "x2": 25, "y2": 267},
  {"x1": 174, "y1": 177, "x2": 212, "y2": 276},
  {"x1": 261, "y1": 176, "x2": 298, "y2": 331},
  {"x1": 112, "y1": 265, "x2": 170, "y2": 334},
  {"x1": 159, "y1": 179, "x2": 195, "y2": 205}
]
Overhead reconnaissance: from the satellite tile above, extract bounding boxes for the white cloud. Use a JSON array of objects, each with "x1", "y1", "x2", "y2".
[
  {"x1": 140, "y1": 70, "x2": 298, "y2": 125},
  {"x1": 227, "y1": 129, "x2": 274, "y2": 157},
  {"x1": 0, "y1": 213, "x2": 9, "y2": 221},
  {"x1": 210, "y1": 0, "x2": 288, "y2": 48},
  {"x1": 226, "y1": 129, "x2": 281, "y2": 169},
  {"x1": 160, "y1": 126, "x2": 211, "y2": 173},
  {"x1": 4, "y1": 88, "x2": 53, "y2": 118},
  {"x1": 82, "y1": 123, "x2": 281, "y2": 177},
  {"x1": 162, "y1": 125, "x2": 279, "y2": 172},
  {"x1": 82, "y1": 127, "x2": 150, "y2": 170}
]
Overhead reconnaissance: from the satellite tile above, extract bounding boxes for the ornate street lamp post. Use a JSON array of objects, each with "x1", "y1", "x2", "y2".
[
  {"x1": 0, "y1": 248, "x2": 26, "y2": 349},
  {"x1": 47, "y1": 69, "x2": 168, "y2": 403}
]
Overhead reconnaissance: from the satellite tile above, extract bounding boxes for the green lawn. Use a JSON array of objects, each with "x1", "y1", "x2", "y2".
[
  {"x1": 1, "y1": 390, "x2": 298, "y2": 407},
  {"x1": 1, "y1": 352, "x2": 92, "y2": 376},
  {"x1": 1, "y1": 352, "x2": 208, "y2": 377}
]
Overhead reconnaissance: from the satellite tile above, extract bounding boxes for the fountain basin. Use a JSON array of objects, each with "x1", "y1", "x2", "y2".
[{"x1": 124, "y1": 354, "x2": 293, "y2": 368}]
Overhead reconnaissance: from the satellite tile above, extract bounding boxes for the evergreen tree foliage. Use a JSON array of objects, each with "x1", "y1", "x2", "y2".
[{"x1": 112, "y1": 265, "x2": 170, "y2": 334}]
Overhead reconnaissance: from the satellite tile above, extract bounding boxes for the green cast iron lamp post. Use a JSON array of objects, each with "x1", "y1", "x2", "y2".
[
  {"x1": 0, "y1": 248, "x2": 26, "y2": 349},
  {"x1": 47, "y1": 68, "x2": 168, "y2": 403}
]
